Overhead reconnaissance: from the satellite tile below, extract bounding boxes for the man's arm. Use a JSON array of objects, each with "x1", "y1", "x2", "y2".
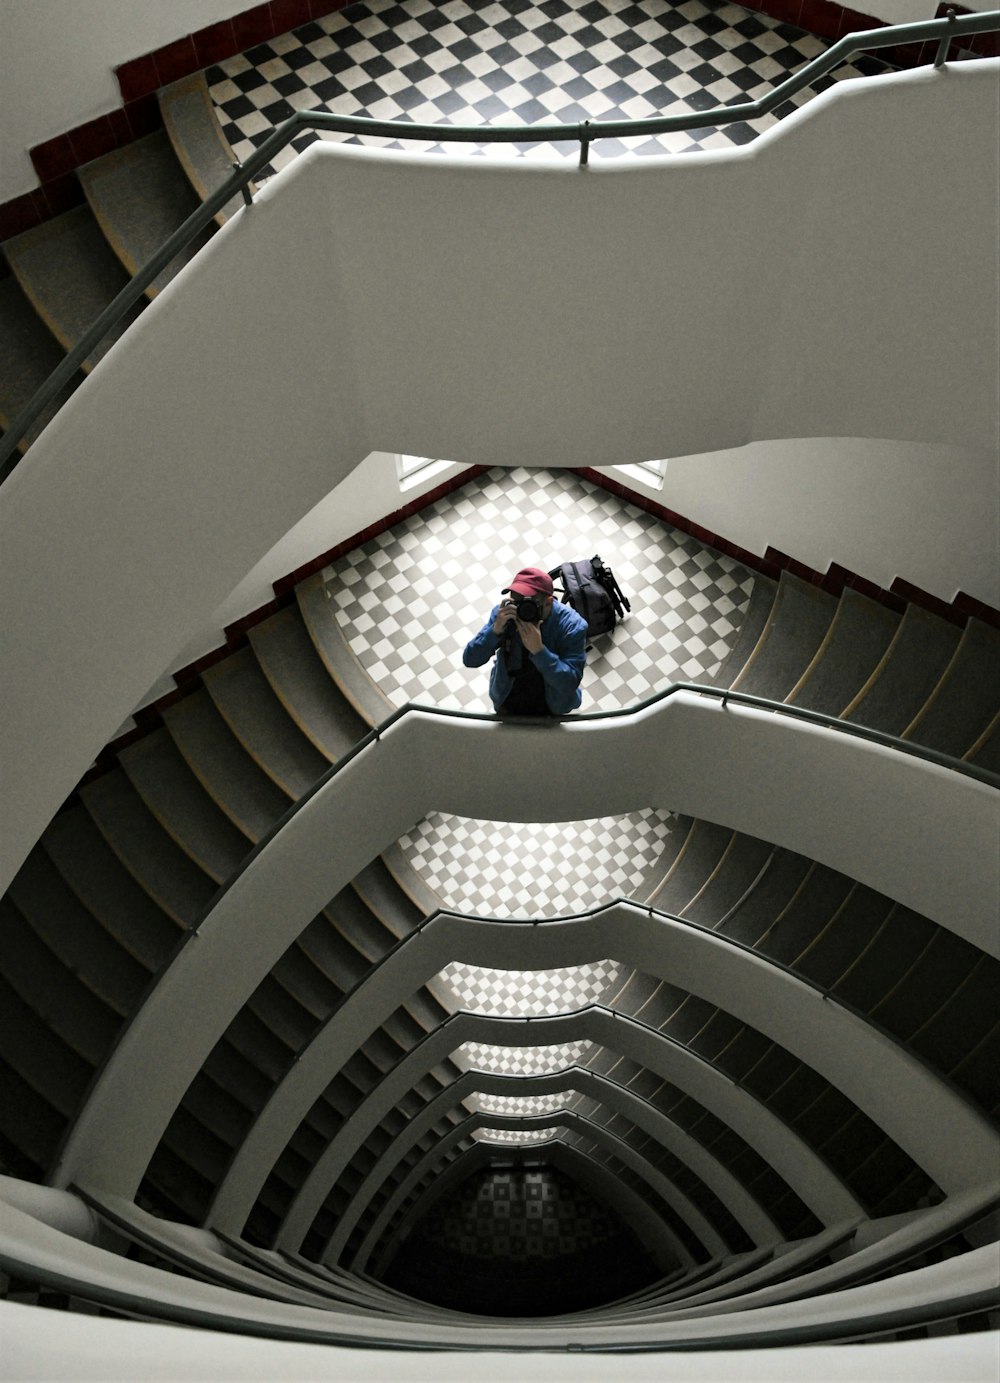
[{"x1": 462, "y1": 605, "x2": 504, "y2": 668}]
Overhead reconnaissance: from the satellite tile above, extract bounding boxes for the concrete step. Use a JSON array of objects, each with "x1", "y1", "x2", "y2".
[
  {"x1": 731, "y1": 573, "x2": 839, "y2": 702},
  {"x1": 248, "y1": 605, "x2": 368, "y2": 763},
  {"x1": 163, "y1": 687, "x2": 289, "y2": 841},
  {"x1": 202, "y1": 644, "x2": 329, "y2": 799},
  {"x1": 159, "y1": 72, "x2": 254, "y2": 224},
  {"x1": 118, "y1": 727, "x2": 250, "y2": 882},
  {"x1": 3, "y1": 204, "x2": 142, "y2": 369},
  {"x1": 0, "y1": 274, "x2": 81, "y2": 452},
  {"x1": 81, "y1": 768, "x2": 215, "y2": 927},
  {"x1": 78, "y1": 131, "x2": 214, "y2": 296}
]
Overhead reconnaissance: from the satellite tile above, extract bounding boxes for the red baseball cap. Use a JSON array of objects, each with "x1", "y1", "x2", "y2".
[{"x1": 503, "y1": 566, "x2": 554, "y2": 598}]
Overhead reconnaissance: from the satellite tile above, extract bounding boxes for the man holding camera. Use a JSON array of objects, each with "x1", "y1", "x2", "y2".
[{"x1": 463, "y1": 567, "x2": 588, "y2": 717}]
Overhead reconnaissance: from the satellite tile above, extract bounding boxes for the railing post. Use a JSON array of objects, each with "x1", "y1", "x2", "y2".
[
  {"x1": 233, "y1": 164, "x2": 254, "y2": 207},
  {"x1": 934, "y1": 7, "x2": 957, "y2": 66},
  {"x1": 579, "y1": 119, "x2": 592, "y2": 167}
]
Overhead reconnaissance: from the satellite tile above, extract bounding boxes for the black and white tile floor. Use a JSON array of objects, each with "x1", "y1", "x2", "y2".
[{"x1": 208, "y1": 0, "x2": 897, "y2": 177}]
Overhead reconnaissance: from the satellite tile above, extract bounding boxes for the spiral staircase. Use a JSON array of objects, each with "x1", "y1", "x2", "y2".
[{"x1": 1, "y1": 13, "x2": 999, "y2": 1381}]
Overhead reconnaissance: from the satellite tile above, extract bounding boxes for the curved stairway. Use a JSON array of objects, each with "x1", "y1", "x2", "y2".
[
  {"x1": 0, "y1": 75, "x2": 247, "y2": 458},
  {"x1": 1, "y1": 475, "x2": 997, "y2": 1320}
]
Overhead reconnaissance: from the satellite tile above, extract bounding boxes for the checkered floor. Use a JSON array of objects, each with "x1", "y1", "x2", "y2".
[
  {"x1": 441, "y1": 954, "x2": 623, "y2": 1015},
  {"x1": 208, "y1": 0, "x2": 898, "y2": 175},
  {"x1": 325, "y1": 467, "x2": 755, "y2": 712},
  {"x1": 403, "y1": 807, "x2": 681, "y2": 916},
  {"x1": 458, "y1": 1038, "x2": 596, "y2": 1075}
]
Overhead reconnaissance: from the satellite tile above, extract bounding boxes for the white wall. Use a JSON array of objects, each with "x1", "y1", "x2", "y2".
[
  {"x1": 599, "y1": 437, "x2": 999, "y2": 605},
  {"x1": 863, "y1": 0, "x2": 996, "y2": 24},
  {"x1": 1, "y1": 63, "x2": 997, "y2": 889},
  {"x1": 130, "y1": 450, "x2": 467, "y2": 717},
  {"x1": 0, "y1": 0, "x2": 250, "y2": 200}
]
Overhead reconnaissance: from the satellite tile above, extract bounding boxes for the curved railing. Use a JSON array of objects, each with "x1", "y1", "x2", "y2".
[{"x1": 0, "y1": 7, "x2": 997, "y2": 482}]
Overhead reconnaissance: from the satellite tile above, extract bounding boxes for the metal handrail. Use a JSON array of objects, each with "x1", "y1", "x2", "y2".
[{"x1": 1, "y1": 7, "x2": 996, "y2": 481}]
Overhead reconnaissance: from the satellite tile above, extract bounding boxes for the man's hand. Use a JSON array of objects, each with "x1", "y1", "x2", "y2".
[
  {"x1": 492, "y1": 601, "x2": 517, "y2": 636},
  {"x1": 516, "y1": 617, "x2": 544, "y2": 655}
]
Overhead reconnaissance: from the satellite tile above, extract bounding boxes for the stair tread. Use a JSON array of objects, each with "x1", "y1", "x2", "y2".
[
  {"x1": 351, "y1": 858, "x2": 424, "y2": 939},
  {"x1": 78, "y1": 130, "x2": 213, "y2": 296},
  {"x1": 297, "y1": 571, "x2": 397, "y2": 729},
  {"x1": 0, "y1": 274, "x2": 81, "y2": 450},
  {"x1": 119, "y1": 726, "x2": 250, "y2": 881},
  {"x1": 163, "y1": 687, "x2": 289, "y2": 840},
  {"x1": 202, "y1": 644, "x2": 329, "y2": 798},
  {"x1": 248, "y1": 605, "x2": 368, "y2": 762},
  {"x1": 646, "y1": 818, "x2": 732, "y2": 915},
  {"x1": 0, "y1": 900, "x2": 120, "y2": 1063},
  {"x1": 80, "y1": 768, "x2": 215, "y2": 927},
  {"x1": 731, "y1": 573, "x2": 838, "y2": 701},
  {"x1": 787, "y1": 587, "x2": 901, "y2": 716},
  {"x1": 4, "y1": 204, "x2": 141, "y2": 368},
  {"x1": 0, "y1": 975, "x2": 93, "y2": 1115},
  {"x1": 5, "y1": 847, "x2": 151, "y2": 1013},
  {"x1": 903, "y1": 618, "x2": 1000, "y2": 758},
  {"x1": 42, "y1": 805, "x2": 181, "y2": 970},
  {"x1": 680, "y1": 831, "x2": 775, "y2": 927},
  {"x1": 710, "y1": 575, "x2": 777, "y2": 690},
  {"x1": 159, "y1": 73, "x2": 253, "y2": 224},
  {"x1": 844, "y1": 604, "x2": 963, "y2": 737},
  {"x1": 713, "y1": 848, "x2": 815, "y2": 948}
]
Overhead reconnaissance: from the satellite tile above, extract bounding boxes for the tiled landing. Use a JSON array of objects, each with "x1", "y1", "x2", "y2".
[{"x1": 208, "y1": 0, "x2": 898, "y2": 176}]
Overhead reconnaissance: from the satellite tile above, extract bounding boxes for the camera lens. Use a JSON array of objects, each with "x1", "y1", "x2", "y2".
[{"x1": 516, "y1": 596, "x2": 540, "y2": 623}]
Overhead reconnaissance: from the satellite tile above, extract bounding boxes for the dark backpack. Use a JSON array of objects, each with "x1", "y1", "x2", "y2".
[{"x1": 549, "y1": 555, "x2": 630, "y2": 639}]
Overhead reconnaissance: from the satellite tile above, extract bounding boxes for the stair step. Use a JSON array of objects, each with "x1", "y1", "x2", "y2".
[
  {"x1": 753, "y1": 864, "x2": 855, "y2": 969},
  {"x1": 0, "y1": 1062, "x2": 64, "y2": 1178},
  {"x1": 710, "y1": 575, "x2": 777, "y2": 690},
  {"x1": 680, "y1": 831, "x2": 775, "y2": 927},
  {"x1": 828, "y1": 905, "x2": 937, "y2": 1013},
  {"x1": 786, "y1": 587, "x2": 901, "y2": 716},
  {"x1": 0, "y1": 899, "x2": 119, "y2": 1064},
  {"x1": 297, "y1": 572, "x2": 397, "y2": 728},
  {"x1": 271, "y1": 943, "x2": 344, "y2": 1022},
  {"x1": 646, "y1": 818, "x2": 732, "y2": 915},
  {"x1": 159, "y1": 73, "x2": 253, "y2": 224},
  {"x1": 0, "y1": 275, "x2": 81, "y2": 451},
  {"x1": 78, "y1": 131, "x2": 213, "y2": 296},
  {"x1": 299, "y1": 911, "x2": 370, "y2": 993},
  {"x1": 902, "y1": 618, "x2": 1000, "y2": 758},
  {"x1": 843, "y1": 604, "x2": 963, "y2": 738},
  {"x1": 351, "y1": 858, "x2": 424, "y2": 939},
  {"x1": 328, "y1": 885, "x2": 399, "y2": 965},
  {"x1": 202, "y1": 644, "x2": 329, "y2": 798},
  {"x1": 42, "y1": 806, "x2": 181, "y2": 971},
  {"x1": 731, "y1": 573, "x2": 838, "y2": 701},
  {"x1": 3, "y1": 204, "x2": 142, "y2": 369},
  {"x1": 869, "y1": 927, "x2": 995, "y2": 1053},
  {"x1": 791, "y1": 884, "x2": 897, "y2": 991},
  {"x1": 163, "y1": 688, "x2": 289, "y2": 840},
  {"x1": 248, "y1": 606, "x2": 368, "y2": 762},
  {"x1": 80, "y1": 768, "x2": 215, "y2": 927},
  {"x1": 713, "y1": 848, "x2": 814, "y2": 948},
  {"x1": 247, "y1": 974, "x2": 319, "y2": 1055},
  {"x1": 0, "y1": 974, "x2": 93, "y2": 1116},
  {"x1": 6, "y1": 847, "x2": 150, "y2": 1013},
  {"x1": 118, "y1": 727, "x2": 250, "y2": 881}
]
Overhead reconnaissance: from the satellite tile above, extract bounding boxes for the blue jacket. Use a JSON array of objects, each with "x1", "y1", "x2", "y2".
[{"x1": 463, "y1": 601, "x2": 588, "y2": 714}]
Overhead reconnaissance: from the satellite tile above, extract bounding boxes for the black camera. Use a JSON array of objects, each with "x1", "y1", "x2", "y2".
[{"x1": 510, "y1": 593, "x2": 542, "y2": 624}]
